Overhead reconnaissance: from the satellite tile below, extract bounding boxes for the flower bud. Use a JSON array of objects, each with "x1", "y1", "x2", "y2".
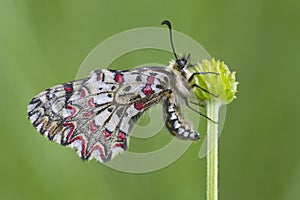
[{"x1": 189, "y1": 58, "x2": 238, "y2": 104}]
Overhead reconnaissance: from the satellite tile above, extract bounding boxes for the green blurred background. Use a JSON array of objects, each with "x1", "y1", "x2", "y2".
[{"x1": 1, "y1": 0, "x2": 300, "y2": 199}]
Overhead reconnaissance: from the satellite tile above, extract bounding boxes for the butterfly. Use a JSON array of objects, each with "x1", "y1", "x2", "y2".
[{"x1": 27, "y1": 20, "x2": 217, "y2": 162}]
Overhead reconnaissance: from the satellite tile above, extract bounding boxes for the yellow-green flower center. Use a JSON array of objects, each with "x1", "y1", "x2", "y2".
[{"x1": 189, "y1": 58, "x2": 238, "y2": 104}]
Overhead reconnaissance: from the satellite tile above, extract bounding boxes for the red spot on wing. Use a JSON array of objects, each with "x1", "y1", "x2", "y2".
[
  {"x1": 69, "y1": 135, "x2": 86, "y2": 157},
  {"x1": 113, "y1": 143, "x2": 124, "y2": 148},
  {"x1": 103, "y1": 129, "x2": 111, "y2": 139},
  {"x1": 63, "y1": 122, "x2": 76, "y2": 142},
  {"x1": 115, "y1": 73, "x2": 123, "y2": 83},
  {"x1": 134, "y1": 102, "x2": 145, "y2": 110},
  {"x1": 96, "y1": 72, "x2": 103, "y2": 81},
  {"x1": 80, "y1": 88, "x2": 86, "y2": 98},
  {"x1": 64, "y1": 86, "x2": 72, "y2": 93},
  {"x1": 142, "y1": 76, "x2": 154, "y2": 96},
  {"x1": 84, "y1": 111, "x2": 93, "y2": 118},
  {"x1": 142, "y1": 84, "x2": 153, "y2": 96},
  {"x1": 89, "y1": 120, "x2": 98, "y2": 132},
  {"x1": 148, "y1": 76, "x2": 154, "y2": 84},
  {"x1": 87, "y1": 144, "x2": 106, "y2": 160},
  {"x1": 66, "y1": 105, "x2": 76, "y2": 119},
  {"x1": 88, "y1": 98, "x2": 96, "y2": 106},
  {"x1": 118, "y1": 131, "x2": 127, "y2": 141}
]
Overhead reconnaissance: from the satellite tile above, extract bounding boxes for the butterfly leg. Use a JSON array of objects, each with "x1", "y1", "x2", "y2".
[
  {"x1": 183, "y1": 98, "x2": 217, "y2": 123},
  {"x1": 188, "y1": 71, "x2": 220, "y2": 98}
]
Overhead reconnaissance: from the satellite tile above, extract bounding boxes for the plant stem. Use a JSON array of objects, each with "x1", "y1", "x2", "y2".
[{"x1": 206, "y1": 100, "x2": 221, "y2": 200}]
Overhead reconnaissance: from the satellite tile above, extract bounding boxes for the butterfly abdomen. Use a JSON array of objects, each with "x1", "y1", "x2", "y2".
[{"x1": 163, "y1": 96, "x2": 200, "y2": 140}]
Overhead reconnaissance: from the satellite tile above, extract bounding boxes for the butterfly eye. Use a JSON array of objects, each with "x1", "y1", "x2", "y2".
[
  {"x1": 180, "y1": 59, "x2": 187, "y2": 66},
  {"x1": 177, "y1": 59, "x2": 187, "y2": 69}
]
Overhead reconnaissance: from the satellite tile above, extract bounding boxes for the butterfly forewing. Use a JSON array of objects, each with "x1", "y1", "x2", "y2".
[{"x1": 27, "y1": 68, "x2": 182, "y2": 162}]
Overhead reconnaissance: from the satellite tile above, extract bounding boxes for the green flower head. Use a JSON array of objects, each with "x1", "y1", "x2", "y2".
[{"x1": 189, "y1": 58, "x2": 238, "y2": 104}]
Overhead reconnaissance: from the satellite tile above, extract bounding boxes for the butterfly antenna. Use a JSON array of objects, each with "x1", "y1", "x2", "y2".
[{"x1": 161, "y1": 20, "x2": 179, "y2": 61}]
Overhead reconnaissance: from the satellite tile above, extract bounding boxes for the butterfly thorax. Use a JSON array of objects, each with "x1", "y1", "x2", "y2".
[{"x1": 167, "y1": 59, "x2": 194, "y2": 98}]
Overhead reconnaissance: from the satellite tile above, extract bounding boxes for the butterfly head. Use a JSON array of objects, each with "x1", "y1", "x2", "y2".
[
  {"x1": 174, "y1": 54, "x2": 191, "y2": 71},
  {"x1": 161, "y1": 20, "x2": 192, "y2": 73}
]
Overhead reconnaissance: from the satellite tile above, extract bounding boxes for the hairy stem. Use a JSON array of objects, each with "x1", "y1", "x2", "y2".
[{"x1": 206, "y1": 100, "x2": 221, "y2": 200}]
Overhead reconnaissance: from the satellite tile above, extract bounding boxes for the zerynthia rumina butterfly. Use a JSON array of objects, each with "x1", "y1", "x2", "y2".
[{"x1": 27, "y1": 20, "x2": 218, "y2": 163}]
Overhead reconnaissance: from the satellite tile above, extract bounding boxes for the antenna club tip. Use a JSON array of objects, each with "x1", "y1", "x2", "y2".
[{"x1": 161, "y1": 20, "x2": 172, "y2": 29}]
